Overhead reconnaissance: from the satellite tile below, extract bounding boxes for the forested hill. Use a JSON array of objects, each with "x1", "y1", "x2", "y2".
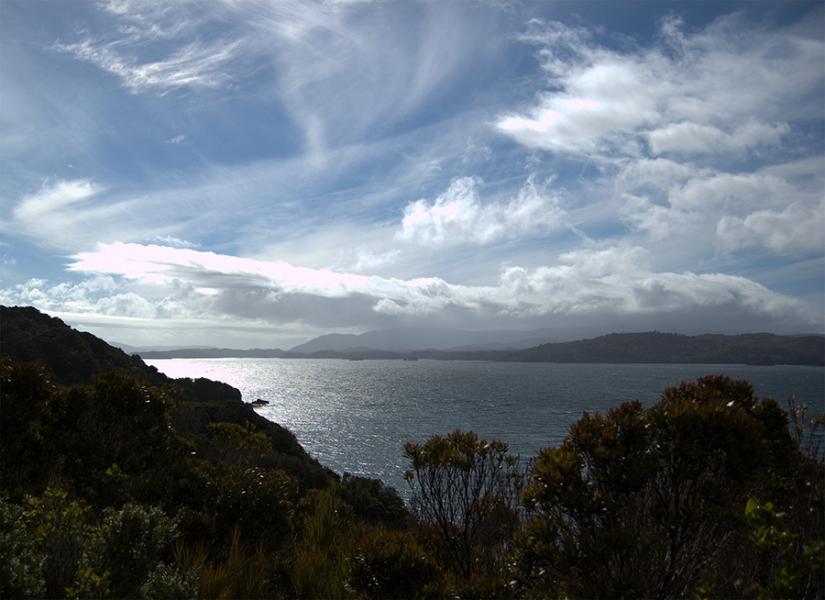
[
  {"x1": 0, "y1": 305, "x2": 331, "y2": 486},
  {"x1": 505, "y1": 331, "x2": 825, "y2": 365},
  {"x1": 0, "y1": 305, "x2": 169, "y2": 385}
]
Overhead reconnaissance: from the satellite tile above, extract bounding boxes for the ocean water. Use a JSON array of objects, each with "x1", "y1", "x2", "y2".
[{"x1": 147, "y1": 358, "x2": 824, "y2": 493}]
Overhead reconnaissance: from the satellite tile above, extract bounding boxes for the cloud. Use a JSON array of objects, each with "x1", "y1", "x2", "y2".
[
  {"x1": 620, "y1": 194, "x2": 695, "y2": 241},
  {"x1": 496, "y1": 15, "x2": 822, "y2": 161},
  {"x1": 396, "y1": 176, "x2": 565, "y2": 246},
  {"x1": 55, "y1": 242, "x2": 810, "y2": 327},
  {"x1": 3, "y1": 178, "x2": 184, "y2": 251},
  {"x1": 148, "y1": 235, "x2": 200, "y2": 249},
  {"x1": 2, "y1": 242, "x2": 815, "y2": 346},
  {"x1": 717, "y1": 200, "x2": 825, "y2": 254},
  {"x1": 53, "y1": 38, "x2": 241, "y2": 93},
  {"x1": 666, "y1": 172, "x2": 797, "y2": 213},
  {"x1": 11, "y1": 179, "x2": 102, "y2": 222},
  {"x1": 618, "y1": 160, "x2": 824, "y2": 249},
  {"x1": 647, "y1": 120, "x2": 789, "y2": 156},
  {"x1": 498, "y1": 15, "x2": 824, "y2": 261}
]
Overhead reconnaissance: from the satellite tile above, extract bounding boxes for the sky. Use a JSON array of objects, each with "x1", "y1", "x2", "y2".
[{"x1": 0, "y1": 0, "x2": 823, "y2": 349}]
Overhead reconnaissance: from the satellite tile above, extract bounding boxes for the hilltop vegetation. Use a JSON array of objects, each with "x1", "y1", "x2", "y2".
[{"x1": 1, "y1": 306, "x2": 822, "y2": 597}]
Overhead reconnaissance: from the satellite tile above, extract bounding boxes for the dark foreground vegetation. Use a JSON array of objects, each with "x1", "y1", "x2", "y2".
[{"x1": 1, "y1": 306, "x2": 823, "y2": 598}]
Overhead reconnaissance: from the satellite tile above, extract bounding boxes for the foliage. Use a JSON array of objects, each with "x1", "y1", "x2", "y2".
[
  {"x1": 194, "y1": 529, "x2": 274, "y2": 600},
  {"x1": 2, "y1": 310, "x2": 822, "y2": 599},
  {"x1": 741, "y1": 497, "x2": 824, "y2": 598},
  {"x1": 0, "y1": 358, "x2": 60, "y2": 497},
  {"x1": 139, "y1": 562, "x2": 199, "y2": 600},
  {"x1": 90, "y1": 503, "x2": 178, "y2": 597},
  {"x1": 338, "y1": 473, "x2": 410, "y2": 530},
  {"x1": 515, "y1": 375, "x2": 824, "y2": 598},
  {"x1": 0, "y1": 497, "x2": 46, "y2": 598},
  {"x1": 349, "y1": 527, "x2": 441, "y2": 599},
  {"x1": 291, "y1": 489, "x2": 354, "y2": 598},
  {"x1": 404, "y1": 430, "x2": 527, "y2": 580}
]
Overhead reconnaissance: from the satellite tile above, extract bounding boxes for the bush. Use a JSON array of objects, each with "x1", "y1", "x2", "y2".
[
  {"x1": 338, "y1": 474, "x2": 410, "y2": 530},
  {"x1": 349, "y1": 527, "x2": 441, "y2": 599},
  {"x1": 516, "y1": 375, "x2": 823, "y2": 598},
  {"x1": 90, "y1": 503, "x2": 178, "y2": 597},
  {"x1": 0, "y1": 497, "x2": 46, "y2": 598},
  {"x1": 292, "y1": 489, "x2": 354, "y2": 598},
  {"x1": 404, "y1": 430, "x2": 526, "y2": 580}
]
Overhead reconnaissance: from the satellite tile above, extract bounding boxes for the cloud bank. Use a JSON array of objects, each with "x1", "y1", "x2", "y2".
[{"x1": 0, "y1": 243, "x2": 810, "y2": 343}]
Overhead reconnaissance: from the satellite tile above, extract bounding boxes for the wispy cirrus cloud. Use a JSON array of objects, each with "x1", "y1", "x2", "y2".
[
  {"x1": 2, "y1": 178, "x2": 187, "y2": 251},
  {"x1": 12, "y1": 178, "x2": 102, "y2": 221},
  {"x1": 52, "y1": 38, "x2": 242, "y2": 92}
]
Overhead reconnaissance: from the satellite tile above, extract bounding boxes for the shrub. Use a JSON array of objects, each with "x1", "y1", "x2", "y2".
[
  {"x1": 516, "y1": 376, "x2": 822, "y2": 598},
  {"x1": 404, "y1": 430, "x2": 527, "y2": 580},
  {"x1": 349, "y1": 527, "x2": 441, "y2": 599}
]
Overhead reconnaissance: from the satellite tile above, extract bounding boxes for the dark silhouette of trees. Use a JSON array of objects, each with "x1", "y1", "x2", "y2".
[
  {"x1": 514, "y1": 375, "x2": 824, "y2": 598},
  {"x1": 1, "y1": 306, "x2": 822, "y2": 597}
]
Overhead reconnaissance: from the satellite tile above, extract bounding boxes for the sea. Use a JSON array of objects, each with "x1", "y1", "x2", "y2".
[{"x1": 146, "y1": 358, "x2": 824, "y2": 494}]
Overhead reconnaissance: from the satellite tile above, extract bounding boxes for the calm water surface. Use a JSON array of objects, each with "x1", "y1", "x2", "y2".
[{"x1": 147, "y1": 359, "x2": 824, "y2": 493}]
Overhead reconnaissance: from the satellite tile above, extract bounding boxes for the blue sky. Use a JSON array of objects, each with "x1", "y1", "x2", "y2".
[{"x1": 1, "y1": 0, "x2": 823, "y2": 348}]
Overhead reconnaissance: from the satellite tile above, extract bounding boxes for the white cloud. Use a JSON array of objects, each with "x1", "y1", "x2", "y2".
[
  {"x1": 397, "y1": 176, "x2": 565, "y2": 246},
  {"x1": 647, "y1": 120, "x2": 789, "y2": 156},
  {"x1": 496, "y1": 16, "x2": 825, "y2": 160},
  {"x1": 667, "y1": 172, "x2": 796, "y2": 213},
  {"x1": 57, "y1": 242, "x2": 808, "y2": 326},
  {"x1": 496, "y1": 16, "x2": 822, "y2": 161},
  {"x1": 620, "y1": 194, "x2": 695, "y2": 241},
  {"x1": 717, "y1": 200, "x2": 825, "y2": 254},
  {"x1": 2, "y1": 242, "x2": 815, "y2": 344},
  {"x1": 501, "y1": 15, "x2": 824, "y2": 261},
  {"x1": 12, "y1": 179, "x2": 102, "y2": 222},
  {"x1": 4, "y1": 178, "x2": 182, "y2": 251},
  {"x1": 53, "y1": 38, "x2": 241, "y2": 92},
  {"x1": 148, "y1": 235, "x2": 199, "y2": 249}
]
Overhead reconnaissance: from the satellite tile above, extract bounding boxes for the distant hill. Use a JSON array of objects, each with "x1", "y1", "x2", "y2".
[
  {"x1": 504, "y1": 331, "x2": 825, "y2": 366},
  {"x1": 135, "y1": 330, "x2": 824, "y2": 366},
  {"x1": 290, "y1": 327, "x2": 556, "y2": 353},
  {"x1": 140, "y1": 347, "x2": 289, "y2": 359}
]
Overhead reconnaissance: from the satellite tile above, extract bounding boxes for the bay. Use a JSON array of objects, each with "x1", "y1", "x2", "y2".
[{"x1": 147, "y1": 358, "x2": 824, "y2": 494}]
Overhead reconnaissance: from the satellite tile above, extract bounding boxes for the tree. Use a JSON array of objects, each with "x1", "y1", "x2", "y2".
[
  {"x1": 515, "y1": 375, "x2": 824, "y2": 598},
  {"x1": 404, "y1": 430, "x2": 527, "y2": 580}
]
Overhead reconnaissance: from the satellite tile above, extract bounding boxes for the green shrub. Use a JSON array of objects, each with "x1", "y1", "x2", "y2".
[
  {"x1": 338, "y1": 474, "x2": 409, "y2": 530},
  {"x1": 90, "y1": 502, "x2": 178, "y2": 597},
  {"x1": 404, "y1": 430, "x2": 526, "y2": 580},
  {"x1": 292, "y1": 489, "x2": 354, "y2": 598},
  {"x1": 0, "y1": 497, "x2": 46, "y2": 598},
  {"x1": 516, "y1": 376, "x2": 822, "y2": 598},
  {"x1": 349, "y1": 527, "x2": 441, "y2": 599}
]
